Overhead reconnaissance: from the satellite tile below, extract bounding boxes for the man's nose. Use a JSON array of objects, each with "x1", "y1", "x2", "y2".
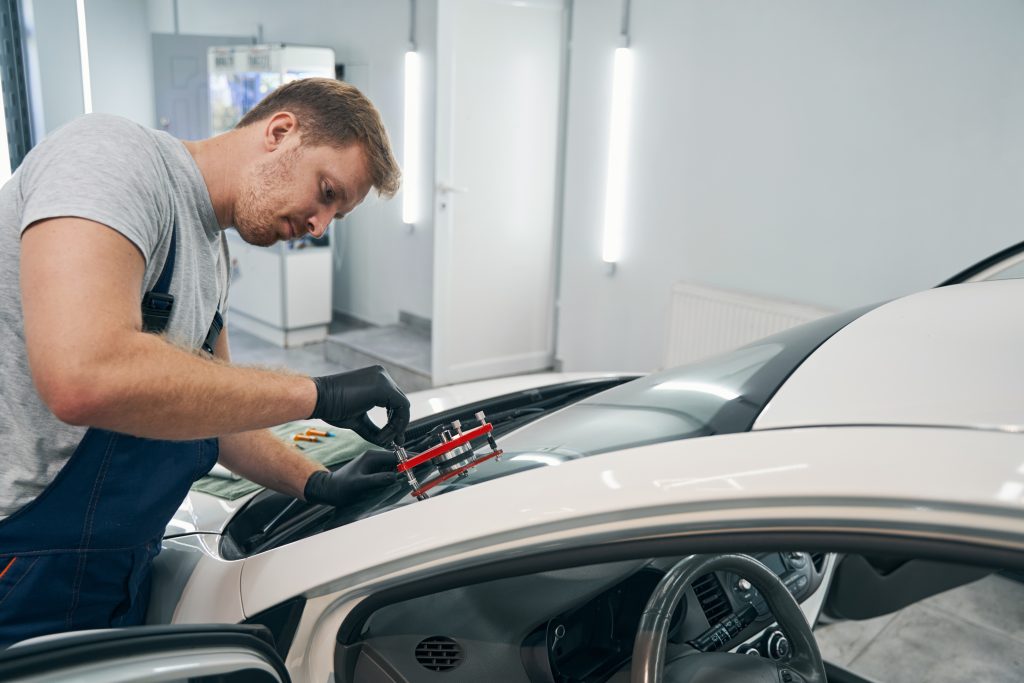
[{"x1": 306, "y1": 209, "x2": 333, "y2": 238}]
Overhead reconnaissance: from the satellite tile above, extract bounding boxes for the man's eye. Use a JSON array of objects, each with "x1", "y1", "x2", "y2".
[{"x1": 324, "y1": 185, "x2": 336, "y2": 201}]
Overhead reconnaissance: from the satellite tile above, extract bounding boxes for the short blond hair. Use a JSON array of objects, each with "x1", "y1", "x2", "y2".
[{"x1": 237, "y1": 77, "x2": 401, "y2": 198}]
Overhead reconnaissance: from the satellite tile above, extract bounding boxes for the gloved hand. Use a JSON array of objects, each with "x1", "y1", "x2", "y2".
[
  {"x1": 303, "y1": 449, "x2": 398, "y2": 506},
  {"x1": 309, "y1": 365, "x2": 411, "y2": 447}
]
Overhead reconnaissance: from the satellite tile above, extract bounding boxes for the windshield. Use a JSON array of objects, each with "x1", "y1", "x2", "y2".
[
  {"x1": 223, "y1": 305, "x2": 875, "y2": 556},
  {"x1": 379, "y1": 304, "x2": 872, "y2": 502},
  {"x1": 497, "y1": 343, "x2": 782, "y2": 460}
]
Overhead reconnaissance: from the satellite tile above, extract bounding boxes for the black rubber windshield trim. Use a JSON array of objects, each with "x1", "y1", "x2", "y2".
[
  {"x1": 243, "y1": 597, "x2": 306, "y2": 659},
  {"x1": 937, "y1": 239, "x2": 1024, "y2": 287},
  {"x1": 699, "y1": 302, "x2": 877, "y2": 437},
  {"x1": 402, "y1": 376, "x2": 638, "y2": 450}
]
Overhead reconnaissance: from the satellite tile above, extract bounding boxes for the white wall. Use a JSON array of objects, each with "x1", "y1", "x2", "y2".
[
  {"x1": 29, "y1": 0, "x2": 85, "y2": 135},
  {"x1": 556, "y1": 0, "x2": 1024, "y2": 372},
  {"x1": 27, "y1": 0, "x2": 155, "y2": 135},
  {"x1": 87, "y1": 0, "x2": 156, "y2": 128},
  {"x1": 146, "y1": 0, "x2": 434, "y2": 325},
  {"x1": 28, "y1": 1, "x2": 1023, "y2": 370}
]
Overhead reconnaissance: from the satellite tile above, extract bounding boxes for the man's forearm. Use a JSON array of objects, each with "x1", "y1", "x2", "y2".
[
  {"x1": 46, "y1": 331, "x2": 318, "y2": 440},
  {"x1": 218, "y1": 429, "x2": 324, "y2": 500}
]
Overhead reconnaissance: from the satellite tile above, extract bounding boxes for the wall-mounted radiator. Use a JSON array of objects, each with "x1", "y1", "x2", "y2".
[{"x1": 663, "y1": 283, "x2": 834, "y2": 368}]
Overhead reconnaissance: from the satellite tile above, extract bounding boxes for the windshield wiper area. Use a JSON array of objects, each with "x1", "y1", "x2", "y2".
[{"x1": 221, "y1": 377, "x2": 638, "y2": 559}]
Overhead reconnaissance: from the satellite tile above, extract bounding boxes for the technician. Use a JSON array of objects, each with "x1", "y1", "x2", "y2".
[{"x1": 0, "y1": 78, "x2": 409, "y2": 646}]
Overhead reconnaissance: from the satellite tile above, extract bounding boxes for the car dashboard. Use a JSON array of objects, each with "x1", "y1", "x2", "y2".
[{"x1": 350, "y1": 551, "x2": 835, "y2": 682}]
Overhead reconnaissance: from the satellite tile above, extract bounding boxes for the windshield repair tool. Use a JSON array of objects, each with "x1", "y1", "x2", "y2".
[{"x1": 394, "y1": 411, "x2": 503, "y2": 501}]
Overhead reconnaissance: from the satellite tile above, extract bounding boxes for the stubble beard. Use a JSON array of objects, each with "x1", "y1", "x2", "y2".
[{"x1": 234, "y1": 148, "x2": 300, "y2": 247}]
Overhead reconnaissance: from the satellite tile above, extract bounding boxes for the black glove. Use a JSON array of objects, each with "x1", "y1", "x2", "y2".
[
  {"x1": 309, "y1": 365, "x2": 411, "y2": 447},
  {"x1": 303, "y1": 449, "x2": 398, "y2": 506}
]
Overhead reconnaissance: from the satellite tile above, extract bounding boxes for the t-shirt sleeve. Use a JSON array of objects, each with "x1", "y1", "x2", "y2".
[{"x1": 18, "y1": 114, "x2": 169, "y2": 266}]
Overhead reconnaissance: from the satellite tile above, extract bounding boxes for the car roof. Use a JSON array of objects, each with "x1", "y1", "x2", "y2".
[{"x1": 753, "y1": 278, "x2": 1024, "y2": 433}]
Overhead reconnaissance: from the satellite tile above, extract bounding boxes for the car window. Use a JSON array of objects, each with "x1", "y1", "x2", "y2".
[
  {"x1": 384, "y1": 304, "x2": 874, "y2": 498},
  {"x1": 494, "y1": 342, "x2": 784, "y2": 458}
]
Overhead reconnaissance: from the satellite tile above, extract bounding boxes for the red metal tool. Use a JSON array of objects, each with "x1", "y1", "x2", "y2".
[{"x1": 395, "y1": 411, "x2": 502, "y2": 500}]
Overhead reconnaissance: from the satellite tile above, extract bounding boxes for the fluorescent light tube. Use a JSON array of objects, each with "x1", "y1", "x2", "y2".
[
  {"x1": 76, "y1": 0, "x2": 92, "y2": 114},
  {"x1": 601, "y1": 46, "x2": 633, "y2": 264},
  {"x1": 402, "y1": 50, "x2": 421, "y2": 225}
]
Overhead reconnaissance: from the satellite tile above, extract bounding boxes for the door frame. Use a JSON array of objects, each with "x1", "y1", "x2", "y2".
[
  {"x1": 0, "y1": 624, "x2": 291, "y2": 682},
  {"x1": 431, "y1": 0, "x2": 570, "y2": 386}
]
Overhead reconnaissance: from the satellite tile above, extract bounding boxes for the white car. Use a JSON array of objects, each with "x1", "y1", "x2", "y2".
[{"x1": 1, "y1": 250, "x2": 1023, "y2": 683}]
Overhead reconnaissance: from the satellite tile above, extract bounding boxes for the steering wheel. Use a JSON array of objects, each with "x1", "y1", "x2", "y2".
[{"x1": 631, "y1": 554, "x2": 826, "y2": 683}]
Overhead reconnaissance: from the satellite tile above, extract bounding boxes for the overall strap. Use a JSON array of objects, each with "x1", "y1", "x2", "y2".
[
  {"x1": 139, "y1": 223, "x2": 223, "y2": 354},
  {"x1": 201, "y1": 311, "x2": 223, "y2": 355},
  {"x1": 140, "y1": 223, "x2": 176, "y2": 334}
]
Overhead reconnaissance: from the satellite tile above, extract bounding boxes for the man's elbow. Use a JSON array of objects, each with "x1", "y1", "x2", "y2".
[{"x1": 34, "y1": 370, "x2": 111, "y2": 426}]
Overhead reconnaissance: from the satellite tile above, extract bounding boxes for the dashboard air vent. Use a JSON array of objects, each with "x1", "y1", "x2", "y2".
[
  {"x1": 811, "y1": 553, "x2": 825, "y2": 572},
  {"x1": 693, "y1": 573, "x2": 732, "y2": 624},
  {"x1": 415, "y1": 636, "x2": 464, "y2": 672}
]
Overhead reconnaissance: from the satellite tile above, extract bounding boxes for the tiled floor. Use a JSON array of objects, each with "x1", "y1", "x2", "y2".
[
  {"x1": 229, "y1": 320, "x2": 431, "y2": 389},
  {"x1": 226, "y1": 331, "x2": 1023, "y2": 682},
  {"x1": 227, "y1": 315, "x2": 374, "y2": 376},
  {"x1": 326, "y1": 325, "x2": 430, "y2": 374},
  {"x1": 228, "y1": 326, "x2": 352, "y2": 376},
  {"x1": 815, "y1": 574, "x2": 1024, "y2": 682}
]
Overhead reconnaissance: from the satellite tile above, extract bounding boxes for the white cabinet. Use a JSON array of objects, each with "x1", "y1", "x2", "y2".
[
  {"x1": 226, "y1": 233, "x2": 332, "y2": 347},
  {"x1": 208, "y1": 44, "x2": 336, "y2": 134}
]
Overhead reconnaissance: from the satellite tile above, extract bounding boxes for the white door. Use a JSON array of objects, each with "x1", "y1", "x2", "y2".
[
  {"x1": 151, "y1": 33, "x2": 250, "y2": 139},
  {"x1": 432, "y1": 0, "x2": 567, "y2": 385}
]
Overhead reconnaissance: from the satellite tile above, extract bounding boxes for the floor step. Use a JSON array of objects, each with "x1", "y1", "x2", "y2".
[{"x1": 324, "y1": 324, "x2": 432, "y2": 392}]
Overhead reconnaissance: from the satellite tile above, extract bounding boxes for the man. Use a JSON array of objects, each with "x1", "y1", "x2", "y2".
[{"x1": 0, "y1": 78, "x2": 410, "y2": 645}]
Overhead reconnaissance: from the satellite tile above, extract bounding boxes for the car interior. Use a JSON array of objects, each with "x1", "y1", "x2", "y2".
[
  {"x1": 344, "y1": 551, "x2": 832, "y2": 682},
  {"x1": 313, "y1": 550, "x2": 993, "y2": 683}
]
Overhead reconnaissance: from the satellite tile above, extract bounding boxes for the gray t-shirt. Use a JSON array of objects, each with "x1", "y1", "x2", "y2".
[{"x1": 0, "y1": 114, "x2": 229, "y2": 519}]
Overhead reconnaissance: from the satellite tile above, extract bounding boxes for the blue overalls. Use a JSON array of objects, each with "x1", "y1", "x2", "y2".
[{"x1": 0, "y1": 225, "x2": 223, "y2": 647}]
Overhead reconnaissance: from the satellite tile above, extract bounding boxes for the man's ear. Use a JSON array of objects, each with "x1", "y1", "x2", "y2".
[{"x1": 263, "y1": 112, "x2": 298, "y2": 151}]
